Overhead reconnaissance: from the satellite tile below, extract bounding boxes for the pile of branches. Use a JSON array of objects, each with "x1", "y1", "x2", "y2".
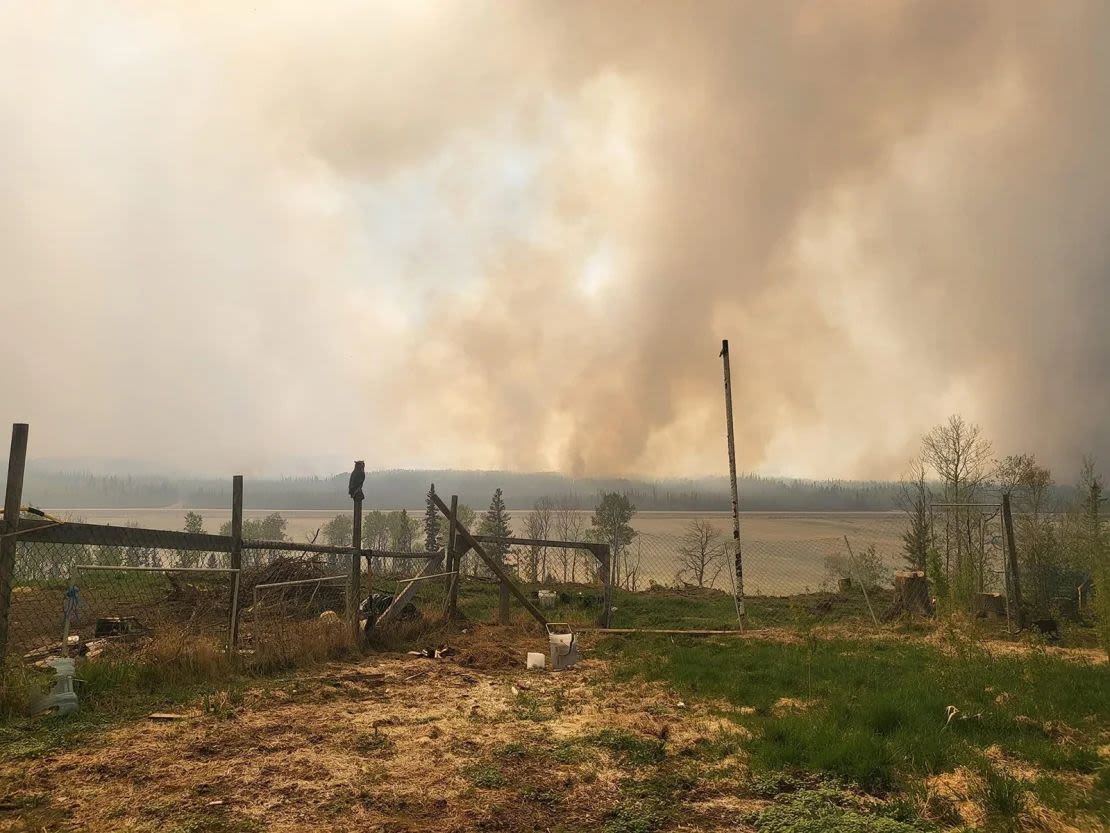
[{"x1": 241, "y1": 557, "x2": 345, "y2": 618}]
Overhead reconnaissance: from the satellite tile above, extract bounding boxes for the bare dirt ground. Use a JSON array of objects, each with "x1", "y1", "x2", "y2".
[{"x1": 0, "y1": 629, "x2": 755, "y2": 833}]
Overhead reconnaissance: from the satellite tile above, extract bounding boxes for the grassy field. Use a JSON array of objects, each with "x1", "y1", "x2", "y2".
[{"x1": 3, "y1": 571, "x2": 1107, "y2": 832}]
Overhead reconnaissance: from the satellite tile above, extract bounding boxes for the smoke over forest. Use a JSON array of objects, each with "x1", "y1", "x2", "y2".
[{"x1": 3, "y1": 2, "x2": 1108, "y2": 479}]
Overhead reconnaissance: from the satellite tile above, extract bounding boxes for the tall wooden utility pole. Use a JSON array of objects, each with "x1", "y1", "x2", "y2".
[
  {"x1": 229, "y1": 475, "x2": 243, "y2": 648},
  {"x1": 720, "y1": 341, "x2": 746, "y2": 629},
  {"x1": 1001, "y1": 492, "x2": 1024, "y2": 631}
]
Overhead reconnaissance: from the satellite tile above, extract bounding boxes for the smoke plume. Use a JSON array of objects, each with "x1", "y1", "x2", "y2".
[{"x1": 2, "y1": 2, "x2": 1107, "y2": 479}]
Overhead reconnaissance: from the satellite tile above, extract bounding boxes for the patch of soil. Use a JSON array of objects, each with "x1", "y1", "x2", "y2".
[{"x1": 0, "y1": 633, "x2": 737, "y2": 833}]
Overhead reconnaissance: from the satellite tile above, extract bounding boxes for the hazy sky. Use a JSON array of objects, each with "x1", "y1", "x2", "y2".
[{"x1": 2, "y1": 2, "x2": 1108, "y2": 479}]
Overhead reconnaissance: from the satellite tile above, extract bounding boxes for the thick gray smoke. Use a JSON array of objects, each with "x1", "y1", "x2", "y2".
[{"x1": 1, "y1": 2, "x2": 1107, "y2": 478}]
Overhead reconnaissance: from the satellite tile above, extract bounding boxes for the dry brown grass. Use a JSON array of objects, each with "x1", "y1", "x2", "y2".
[{"x1": 2, "y1": 627, "x2": 737, "y2": 833}]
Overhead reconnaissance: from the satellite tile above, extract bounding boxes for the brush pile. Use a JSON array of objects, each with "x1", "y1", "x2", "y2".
[{"x1": 241, "y1": 557, "x2": 345, "y2": 618}]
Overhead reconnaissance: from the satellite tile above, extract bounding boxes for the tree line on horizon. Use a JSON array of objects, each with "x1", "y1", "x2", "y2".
[{"x1": 19, "y1": 467, "x2": 930, "y2": 512}]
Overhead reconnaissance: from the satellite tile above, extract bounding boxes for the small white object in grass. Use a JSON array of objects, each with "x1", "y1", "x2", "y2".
[
  {"x1": 677, "y1": 701, "x2": 687, "y2": 708},
  {"x1": 33, "y1": 657, "x2": 78, "y2": 716},
  {"x1": 526, "y1": 652, "x2": 546, "y2": 670}
]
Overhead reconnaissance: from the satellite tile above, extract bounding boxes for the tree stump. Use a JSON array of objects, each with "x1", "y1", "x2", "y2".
[
  {"x1": 894, "y1": 571, "x2": 932, "y2": 616},
  {"x1": 837, "y1": 577, "x2": 852, "y2": 593},
  {"x1": 973, "y1": 592, "x2": 1007, "y2": 618}
]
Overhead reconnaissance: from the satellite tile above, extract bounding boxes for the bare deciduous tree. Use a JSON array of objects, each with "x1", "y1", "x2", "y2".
[
  {"x1": 554, "y1": 496, "x2": 586, "y2": 582},
  {"x1": 921, "y1": 415, "x2": 994, "y2": 599},
  {"x1": 524, "y1": 497, "x2": 553, "y2": 582},
  {"x1": 676, "y1": 519, "x2": 725, "y2": 588}
]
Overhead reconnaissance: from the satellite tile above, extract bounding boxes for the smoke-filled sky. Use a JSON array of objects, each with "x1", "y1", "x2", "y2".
[{"x1": 2, "y1": 1, "x2": 1108, "y2": 479}]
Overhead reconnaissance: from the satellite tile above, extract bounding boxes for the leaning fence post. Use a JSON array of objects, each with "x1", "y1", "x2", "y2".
[
  {"x1": 349, "y1": 480, "x2": 363, "y2": 644},
  {"x1": 228, "y1": 475, "x2": 243, "y2": 648},
  {"x1": 0, "y1": 423, "x2": 29, "y2": 664}
]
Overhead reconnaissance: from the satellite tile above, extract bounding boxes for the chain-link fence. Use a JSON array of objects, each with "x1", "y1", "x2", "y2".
[
  {"x1": 3, "y1": 517, "x2": 373, "y2": 665},
  {"x1": 7, "y1": 517, "x2": 236, "y2": 661},
  {"x1": 446, "y1": 538, "x2": 608, "y2": 630},
  {"x1": 7, "y1": 507, "x2": 1091, "y2": 658}
]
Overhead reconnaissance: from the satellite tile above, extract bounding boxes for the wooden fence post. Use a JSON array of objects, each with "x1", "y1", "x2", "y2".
[
  {"x1": 228, "y1": 475, "x2": 243, "y2": 648},
  {"x1": 444, "y1": 494, "x2": 459, "y2": 620},
  {"x1": 1001, "y1": 492, "x2": 1024, "y2": 630},
  {"x1": 499, "y1": 581, "x2": 510, "y2": 625},
  {"x1": 350, "y1": 489, "x2": 363, "y2": 643},
  {"x1": 596, "y1": 544, "x2": 612, "y2": 628},
  {"x1": 0, "y1": 423, "x2": 29, "y2": 663}
]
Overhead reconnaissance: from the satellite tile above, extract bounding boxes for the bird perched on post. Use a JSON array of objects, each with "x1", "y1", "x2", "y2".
[{"x1": 348, "y1": 461, "x2": 365, "y2": 502}]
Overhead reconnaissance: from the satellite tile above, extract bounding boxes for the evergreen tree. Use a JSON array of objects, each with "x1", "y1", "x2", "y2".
[
  {"x1": 425, "y1": 484, "x2": 440, "y2": 552},
  {"x1": 1079, "y1": 457, "x2": 1107, "y2": 565},
  {"x1": 179, "y1": 511, "x2": 205, "y2": 568},
  {"x1": 479, "y1": 488, "x2": 513, "y2": 564},
  {"x1": 184, "y1": 511, "x2": 205, "y2": 535},
  {"x1": 392, "y1": 509, "x2": 416, "y2": 552}
]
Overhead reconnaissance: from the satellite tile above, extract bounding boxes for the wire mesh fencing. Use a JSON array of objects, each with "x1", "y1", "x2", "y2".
[
  {"x1": 604, "y1": 515, "x2": 924, "y2": 630},
  {"x1": 9, "y1": 518, "x2": 235, "y2": 661},
  {"x1": 446, "y1": 539, "x2": 607, "y2": 630}
]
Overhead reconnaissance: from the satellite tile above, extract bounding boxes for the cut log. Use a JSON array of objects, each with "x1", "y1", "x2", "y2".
[
  {"x1": 837, "y1": 577, "x2": 852, "y2": 593},
  {"x1": 894, "y1": 571, "x2": 933, "y2": 616}
]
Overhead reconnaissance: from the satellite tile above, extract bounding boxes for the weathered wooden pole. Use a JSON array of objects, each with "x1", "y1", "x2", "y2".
[
  {"x1": 719, "y1": 341, "x2": 746, "y2": 629},
  {"x1": 499, "y1": 580, "x2": 511, "y2": 625},
  {"x1": 228, "y1": 475, "x2": 244, "y2": 648},
  {"x1": 0, "y1": 423, "x2": 29, "y2": 663},
  {"x1": 444, "y1": 494, "x2": 459, "y2": 619},
  {"x1": 350, "y1": 486, "x2": 363, "y2": 643},
  {"x1": 1001, "y1": 492, "x2": 1024, "y2": 630}
]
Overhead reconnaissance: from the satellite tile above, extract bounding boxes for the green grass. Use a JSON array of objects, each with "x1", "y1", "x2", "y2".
[
  {"x1": 586, "y1": 728, "x2": 666, "y2": 765},
  {"x1": 743, "y1": 785, "x2": 937, "y2": 833},
  {"x1": 976, "y1": 762, "x2": 1026, "y2": 833},
  {"x1": 603, "y1": 635, "x2": 1109, "y2": 791},
  {"x1": 463, "y1": 764, "x2": 509, "y2": 788}
]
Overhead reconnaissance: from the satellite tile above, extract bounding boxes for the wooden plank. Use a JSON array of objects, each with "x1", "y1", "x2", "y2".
[
  {"x1": 374, "y1": 552, "x2": 443, "y2": 629},
  {"x1": 243, "y1": 539, "x2": 350, "y2": 556},
  {"x1": 366, "y1": 549, "x2": 442, "y2": 560},
  {"x1": 473, "y1": 534, "x2": 605, "y2": 555},
  {"x1": 430, "y1": 492, "x2": 547, "y2": 627},
  {"x1": 15, "y1": 519, "x2": 234, "y2": 553},
  {"x1": 579, "y1": 628, "x2": 743, "y2": 636},
  {"x1": 0, "y1": 423, "x2": 29, "y2": 663}
]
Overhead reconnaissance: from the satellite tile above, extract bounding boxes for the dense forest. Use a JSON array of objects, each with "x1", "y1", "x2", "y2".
[{"x1": 16, "y1": 465, "x2": 916, "y2": 511}]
